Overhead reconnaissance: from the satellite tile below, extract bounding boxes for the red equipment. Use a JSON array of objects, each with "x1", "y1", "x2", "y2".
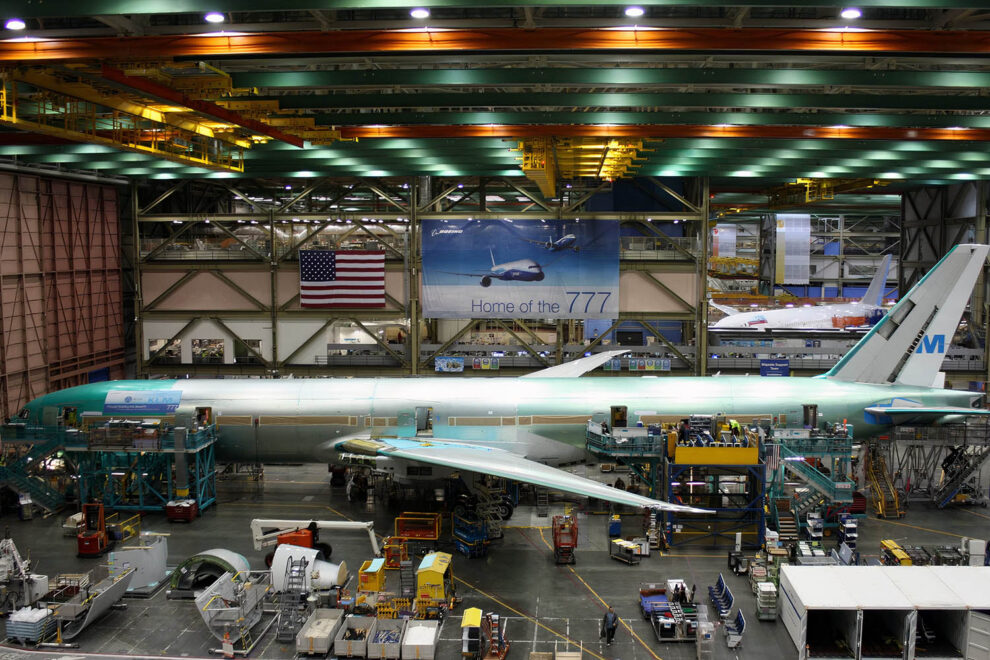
[
  {"x1": 263, "y1": 521, "x2": 332, "y2": 566},
  {"x1": 552, "y1": 514, "x2": 578, "y2": 564},
  {"x1": 77, "y1": 503, "x2": 111, "y2": 558}
]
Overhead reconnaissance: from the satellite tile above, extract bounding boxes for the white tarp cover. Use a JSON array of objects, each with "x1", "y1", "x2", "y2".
[
  {"x1": 886, "y1": 567, "x2": 967, "y2": 609},
  {"x1": 928, "y1": 567, "x2": 990, "y2": 609},
  {"x1": 784, "y1": 566, "x2": 990, "y2": 611},
  {"x1": 841, "y1": 567, "x2": 914, "y2": 610},
  {"x1": 780, "y1": 566, "x2": 859, "y2": 610}
]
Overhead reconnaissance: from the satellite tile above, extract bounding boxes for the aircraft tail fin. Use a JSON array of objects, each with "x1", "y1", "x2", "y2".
[
  {"x1": 860, "y1": 254, "x2": 893, "y2": 306},
  {"x1": 825, "y1": 244, "x2": 988, "y2": 387}
]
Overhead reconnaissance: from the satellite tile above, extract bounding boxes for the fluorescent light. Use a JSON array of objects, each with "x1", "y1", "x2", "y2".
[
  {"x1": 410, "y1": 7, "x2": 430, "y2": 19},
  {"x1": 624, "y1": 6, "x2": 645, "y2": 17},
  {"x1": 840, "y1": 7, "x2": 861, "y2": 19},
  {"x1": 204, "y1": 11, "x2": 225, "y2": 24},
  {"x1": 5, "y1": 18, "x2": 25, "y2": 30}
]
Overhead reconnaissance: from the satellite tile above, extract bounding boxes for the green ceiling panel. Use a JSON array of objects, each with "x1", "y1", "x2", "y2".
[
  {"x1": 232, "y1": 68, "x2": 990, "y2": 91},
  {"x1": 268, "y1": 91, "x2": 990, "y2": 112}
]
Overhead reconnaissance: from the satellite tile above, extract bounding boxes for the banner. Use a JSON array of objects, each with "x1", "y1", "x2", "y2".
[
  {"x1": 775, "y1": 213, "x2": 810, "y2": 285},
  {"x1": 421, "y1": 219, "x2": 619, "y2": 319},
  {"x1": 472, "y1": 357, "x2": 500, "y2": 370},
  {"x1": 103, "y1": 390, "x2": 182, "y2": 414},
  {"x1": 434, "y1": 356, "x2": 465, "y2": 372},
  {"x1": 713, "y1": 224, "x2": 737, "y2": 257}
]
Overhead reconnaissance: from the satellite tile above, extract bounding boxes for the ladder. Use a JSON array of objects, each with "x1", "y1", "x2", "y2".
[
  {"x1": 275, "y1": 556, "x2": 309, "y2": 642},
  {"x1": 868, "y1": 446, "x2": 903, "y2": 518},
  {"x1": 398, "y1": 560, "x2": 416, "y2": 598},
  {"x1": 535, "y1": 487, "x2": 549, "y2": 517}
]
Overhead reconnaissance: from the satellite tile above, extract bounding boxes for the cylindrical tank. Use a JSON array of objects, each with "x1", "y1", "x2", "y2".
[{"x1": 270, "y1": 544, "x2": 347, "y2": 592}]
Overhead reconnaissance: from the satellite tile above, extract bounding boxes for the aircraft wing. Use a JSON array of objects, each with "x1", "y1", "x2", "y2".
[
  {"x1": 521, "y1": 349, "x2": 629, "y2": 378},
  {"x1": 438, "y1": 270, "x2": 491, "y2": 278},
  {"x1": 709, "y1": 301, "x2": 739, "y2": 316},
  {"x1": 864, "y1": 406, "x2": 990, "y2": 425},
  {"x1": 334, "y1": 436, "x2": 709, "y2": 514}
]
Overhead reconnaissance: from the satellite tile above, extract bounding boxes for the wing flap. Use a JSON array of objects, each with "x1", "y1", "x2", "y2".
[{"x1": 336, "y1": 436, "x2": 707, "y2": 513}]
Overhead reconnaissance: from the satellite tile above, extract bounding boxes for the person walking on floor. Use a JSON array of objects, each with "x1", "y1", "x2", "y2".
[{"x1": 601, "y1": 606, "x2": 620, "y2": 646}]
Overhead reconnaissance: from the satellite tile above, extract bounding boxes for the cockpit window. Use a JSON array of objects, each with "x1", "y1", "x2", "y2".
[{"x1": 17, "y1": 408, "x2": 29, "y2": 419}]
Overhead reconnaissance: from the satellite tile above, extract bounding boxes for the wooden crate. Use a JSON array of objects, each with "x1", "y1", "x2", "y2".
[{"x1": 528, "y1": 654, "x2": 552, "y2": 660}]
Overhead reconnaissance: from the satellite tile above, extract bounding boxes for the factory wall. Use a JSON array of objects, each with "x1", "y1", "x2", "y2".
[{"x1": 0, "y1": 173, "x2": 125, "y2": 420}]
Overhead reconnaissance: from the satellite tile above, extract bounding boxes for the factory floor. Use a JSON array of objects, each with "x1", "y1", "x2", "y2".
[{"x1": 1, "y1": 463, "x2": 989, "y2": 660}]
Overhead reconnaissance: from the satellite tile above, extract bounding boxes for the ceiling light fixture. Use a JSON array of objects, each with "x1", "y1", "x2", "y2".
[
  {"x1": 624, "y1": 6, "x2": 645, "y2": 17},
  {"x1": 5, "y1": 18, "x2": 26, "y2": 30},
  {"x1": 410, "y1": 7, "x2": 430, "y2": 19},
  {"x1": 204, "y1": 11, "x2": 225, "y2": 24},
  {"x1": 840, "y1": 7, "x2": 862, "y2": 19}
]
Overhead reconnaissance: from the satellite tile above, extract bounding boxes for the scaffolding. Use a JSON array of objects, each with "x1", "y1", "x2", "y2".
[
  {"x1": 882, "y1": 420, "x2": 990, "y2": 509},
  {"x1": 67, "y1": 424, "x2": 216, "y2": 514}
]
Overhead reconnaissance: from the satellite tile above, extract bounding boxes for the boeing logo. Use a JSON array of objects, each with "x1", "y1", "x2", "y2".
[
  {"x1": 915, "y1": 334, "x2": 946, "y2": 354},
  {"x1": 431, "y1": 228, "x2": 463, "y2": 237}
]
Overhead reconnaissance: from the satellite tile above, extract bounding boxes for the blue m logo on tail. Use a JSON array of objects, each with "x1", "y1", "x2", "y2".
[{"x1": 915, "y1": 334, "x2": 946, "y2": 354}]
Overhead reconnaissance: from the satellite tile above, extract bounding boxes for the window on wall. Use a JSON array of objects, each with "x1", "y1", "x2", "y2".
[
  {"x1": 148, "y1": 339, "x2": 181, "y2": 364},
  {"x1": 234, "y1": 339, "x2": 263, "y2": 365},
  {"x1": 191, "y1": 338, "x2": 224, "y2": 364}
]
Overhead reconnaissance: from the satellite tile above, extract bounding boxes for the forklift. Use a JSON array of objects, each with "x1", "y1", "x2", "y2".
[
  {"x1": 552, "y1": 514, "x2": 578, "y2": 564},
  {"x1": 77, "y1": 503, "x2": 111, "y2": 558}
]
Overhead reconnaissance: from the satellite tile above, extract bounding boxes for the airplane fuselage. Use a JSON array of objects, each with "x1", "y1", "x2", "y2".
[
  {"x1": 713, "y1": 302, "x2": 886, "y2": 330},
  {"x1": 491, "y1": 259, "x2": 544, "y2": 282},
  {"x1": 12, "y1": 376, "x2": 977, "y2": 465}
]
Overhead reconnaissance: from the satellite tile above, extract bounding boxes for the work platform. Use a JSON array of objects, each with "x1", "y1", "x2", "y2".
[
  {"x1": 0, "y1": 421, "x2": 216, "y2": 515},
  {"x1": 586, "y1": 420, "x2": 766, "y2": 549}
]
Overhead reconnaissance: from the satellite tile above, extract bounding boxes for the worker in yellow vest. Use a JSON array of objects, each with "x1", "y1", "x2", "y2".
[{"x1": 729, "y1": 419, "x2": 742, "y2": 438}]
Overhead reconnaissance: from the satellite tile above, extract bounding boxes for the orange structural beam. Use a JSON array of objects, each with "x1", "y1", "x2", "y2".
[
  {"x1": 339, "y1": 124, "x2": 990, "y2": 142},
  {"x1": 3, "y1": 27, "x2": 990, "y2": 61}
]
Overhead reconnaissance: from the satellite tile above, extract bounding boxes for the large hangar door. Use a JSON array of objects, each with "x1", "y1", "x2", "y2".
[{"x1": 967, "y1": 611, "x2": 990, "y2": 659}]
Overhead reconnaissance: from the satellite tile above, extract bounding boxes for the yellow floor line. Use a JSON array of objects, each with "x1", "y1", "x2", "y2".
[
  {"x1": 536, "y1": 528, "x2": 662, "y2": 660},
  {"x1": 960, "y1": 508, "x2": 990, "y2": 521},
  {"x1": 873, "y1": 516, "x2": 965, "y2": 538},
  {"x1": 454, "y1": 575, "x2": 608, "y2": 660}
]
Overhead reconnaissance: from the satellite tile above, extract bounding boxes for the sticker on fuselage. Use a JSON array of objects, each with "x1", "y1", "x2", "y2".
[{"x1": 103, "y1": 390, "x2": 182, "y2": 414}]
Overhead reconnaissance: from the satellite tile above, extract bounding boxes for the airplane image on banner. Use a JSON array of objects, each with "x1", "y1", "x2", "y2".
[
  {"x1": 519, "y1": 233, "x2": 579, "y2": 252},
  {"x1": 441, "y1": 248, "x2": 545, "y2": 287},
  {"x1": 711, "y1": 254, "x2": 893, "y2": 331}
]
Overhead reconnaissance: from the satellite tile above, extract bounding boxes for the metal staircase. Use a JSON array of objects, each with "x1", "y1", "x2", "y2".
[
  {"x1": 398, "y1": 560, "x2": 415, "y2": 598},
  {"x1": 0, "y1": 466, "x2": 65, "y2": 514},
  {"x1": 275, "y1": 556, "x2": 309, "y2": 643},
  {"x1": 932, "y1": 444, "x2": 990, "y2": 508},
  {"x1": 772, "y1": 499, "x2": 799, "y2": 545},
  {"x1": 779, "y1": 444, "x2": 855, "y2": 505},
  {"x1": 868, "y1": 446, "x2": 903, "y2": 519}
]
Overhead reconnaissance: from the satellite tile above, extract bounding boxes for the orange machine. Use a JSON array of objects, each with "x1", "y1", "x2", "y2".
[
  {"x1": 552, "y1": 514, "x2": 578, "y2": 564},
  {"x1": 77, "y1": 503, "x2": 110, "y2": 558},
  {"x1": 262, "y1": 521, "x2": 332, "y2": 566},
  {"x1": 383, "y1": 536, "x2": 409, "y2": 569},
  {"x1": 395, "y1": 512, "x2": 441, "y2": 541}
]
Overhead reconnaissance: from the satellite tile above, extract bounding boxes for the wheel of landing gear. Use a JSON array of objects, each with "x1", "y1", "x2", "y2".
[
  {"x1": 315, "y1": 542, "x2": 333, "y2": 560},
  {"x1": 497, "y1": 502, "x2": 513, "y2": 520}
]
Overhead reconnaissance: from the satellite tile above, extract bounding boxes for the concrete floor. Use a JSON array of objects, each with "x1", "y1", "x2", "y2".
[{"x1": 0, "y1": 464, "x2": 988, "y2": 660}]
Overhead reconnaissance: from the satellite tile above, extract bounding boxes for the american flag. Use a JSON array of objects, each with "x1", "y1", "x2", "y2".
[{"x1": 299, "y1": 250, "x2": 386, "y2": 308}]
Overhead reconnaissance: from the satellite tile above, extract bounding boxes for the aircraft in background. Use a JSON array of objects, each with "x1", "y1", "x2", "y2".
[
  {"x1": 711, "y1": 254, "x2": 893, "y2": 330},
  {"x1": 7, "y1": 246, "x2": 989, "y2": 516},
  {"x1": 520, "y1": 233, "x2": 579, "y2": 252},
  {"x1": 443, "y1": 248, "x2": 545, "y2": 287}
]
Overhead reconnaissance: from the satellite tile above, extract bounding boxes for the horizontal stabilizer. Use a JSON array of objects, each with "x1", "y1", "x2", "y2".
[
  {"x1": 522, "y1": 349, "x2": 629, "y2": 378},
  {"x1": 864, "y1": 405, "x2": 990, "y2": 425},
  {"x1": 334, "y1": 435, "x2": 709, "y2": 513}
]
